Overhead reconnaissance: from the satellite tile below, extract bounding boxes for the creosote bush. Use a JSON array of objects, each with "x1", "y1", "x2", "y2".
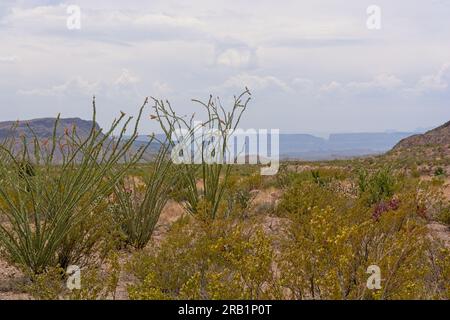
[
  {"x1": 357, "y1": 166, "x2": 396, "y2": 206},
  {"x1": 126, "y1": 215, "x2": 275, "y2": 300},
  {"x1": 24, "y1": 253, "x2": 121, "y2": 300},
  {"x1": 125, "y1": 169, "x2": 450, "y2": 300},
  {"x1": 276, "y1": 173, "x2": 450, "y2": 300}
]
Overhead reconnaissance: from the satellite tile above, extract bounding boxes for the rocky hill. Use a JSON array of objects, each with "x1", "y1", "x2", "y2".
[
  {"x1": 393, "y1": 120, "x2": 450, "y2": 150},
  {"x1": 0, "y1": 117, "x2": 158, "y2": 162},
  {"x1": 0, "y1": 118, "x2": 99, "y2": 141},
  {"x1": 387, "y1": 120, "x2": 450, "y2": 173}
]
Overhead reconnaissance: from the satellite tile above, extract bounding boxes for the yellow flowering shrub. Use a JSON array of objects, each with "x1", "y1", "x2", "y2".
[
  {"x1": 24, "y1": 253, "x2": 121, "y2": 300},
  {"x1": 127, "y1": 216, "x2": 275, "y2": 300},
  {"x1": 276, "y1": 178, "x2": 450, "y2": 300}
]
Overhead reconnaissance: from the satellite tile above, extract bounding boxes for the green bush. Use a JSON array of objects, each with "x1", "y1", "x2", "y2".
[
  {"x1": 0, "y1": 99, "x2": 147, "y2": 274},
  {"x1": 111, "y1": 142, "x2": 176, "y2": 249},
  {"x1": 278, "y1": 178, "x2": 449, "y2": 300},
  {"x1": 24, "y1": 253, "x2": 121, "y2": 300},
  {"x1": 153, "y1": 89, "x2": 251, "y2": 219},
  {"x1": 359, "y1": 166, "x2": 397, "y2": 206},
  {"x1": 126, "y1": 216, "x2": 275, "y2": 300},
  {"x1": 434, "y1": 167, "x2": 445, "y2": 177},
  {"x1": 276, "y1": 180, "x2": 348, "y2": 219}
]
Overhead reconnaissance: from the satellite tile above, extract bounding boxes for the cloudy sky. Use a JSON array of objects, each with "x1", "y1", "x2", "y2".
[{"x1": 0, "y1": 0, "x2": 449, "y2": 134}]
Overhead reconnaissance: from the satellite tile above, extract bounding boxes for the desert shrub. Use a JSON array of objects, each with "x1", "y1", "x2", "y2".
[
  {"x1": 152, "y1": 89, "x2": 252, "y2": 219},
  {"x1": 276, "y1": 180, "x2": 348, "y2": 219},
  {"x1": 438, "y1": 206, "x2": 450, "y2": 225},
  {"x1": 169, "y1": 174, "x2": 192, "y2": 202},
  {"x1": 222, "y1": 173, "x2": 263, "y2": 217},
  {"x1": 110, "y1": 141, "x2": 176, "y2": 249},
  {"x1": 311, "y1": 170, "x2": 326, "y2": 187},
  {"x1": 25, "y1": 253, "x2": 121, "y2": 300},
  {"x1": 405, "y1": 178, "x2": 450, "y2": 222},
  {"x1": 56, "y1": 197, "x2": 119, "y2": 270},
  {"x1": 431, "y1": 176, "x2": 446, "y2": 187},
  {"x1": 0, "y1": 99, "x2": 147, "y2": 274},
  {"x1": 277, "y1": 165, "x2": 349, "y2": 191},
  {"x1": 275, "y1": 172, "x2": 450, "y2": 300},
  {"x1": 241, "y1": 172, "x2": 263, "y2": 190},
  {"x1": 415, "y1": 179, "x2": 450, "y2": 224},
  {"x1": 277, "y1": 188, "x2": 447, "y2": 299},
  {"x1": 429, "y1": 245, "x2": 450, "y2": 299},
  {"x1": 410, "y1": 164, "x2": 421, "y2": 178},
  {"x1": 357, "y1": 168, "x2": 369, "y2": 193},
  {"x1": 226, "y1": 188, "x2": 255, "y2": 216},
  {"x1": 313, "y1": 168, "x2": 349, "y2": 183},
  {"x1": 126, "y1": 216, "x2": 275, "y2": 300},
  {"x1": 276, "y1": 164, "x2": 300, "y2": 189},
  {"x1": 358, "y1": 166, "x2": 397, "y2": 206}
]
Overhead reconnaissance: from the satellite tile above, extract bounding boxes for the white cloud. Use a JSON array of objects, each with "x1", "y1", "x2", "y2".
[
  {"x1": 132, "y1": 13, "x2": 203, "y2": 29},
  {"x1": 151, "y1": 81, "x2": 172, "y2": 96},
  {"x1": 347, "y1": 74, "x2": 404, "y2": 92},
  {"x1": 2, "y1": 5, "x2": 207, "y2": 44},
  {"x1": 1, "y1": 1, "x2": 450, "y2": 132},
  {"x1": 17, "y1": 77, "x2": 98, "y2": 97},
  {"x1": 319, "y1": 81, "x2": 342, "y2": 93},
  {"x1": 114, "y1": 69, "x2": 140, "y2": 86},
  {"x1": 318, "y1": 74, "x2": 403, "y2": 95},
  {"x1": 17, "y1": 69, "x2": 141, "y2": 97},
  {"x1": 3, "y1": 5, "x2": 66, "y2": 30},
  {"x1": 415, "y1": 63, "x2": 450, "y2": 92},
  {"x1": 216, "y1": 48, "x2": 253, "y2": 68},
  {"x1": 292, "y1": 78, "x2": 315, "y2": 93},
  {"x1": 217, "y1": 73, "x2": 291, "y2": 92},
  {"x1": 0, "y1": 55, "x2": 19, "y2": 63}
]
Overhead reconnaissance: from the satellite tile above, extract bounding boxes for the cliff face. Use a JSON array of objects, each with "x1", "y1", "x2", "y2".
[{"x1": 393, "y1": 121, "x2": 450, "y2": 150}]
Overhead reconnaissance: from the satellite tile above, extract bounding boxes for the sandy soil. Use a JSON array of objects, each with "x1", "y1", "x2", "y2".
[
  {"x1": 0, "y1": 259, "x2": 30, "y2": 300},
  {"x1": 443, "y1": 178, "x2": 450, "y2": 200},
  {"x1": 428, "y1": 222, "x2": 450, "y2": 248},
  {"x1": 424, "y1": 177, "x2": 450, "y2": 248}
]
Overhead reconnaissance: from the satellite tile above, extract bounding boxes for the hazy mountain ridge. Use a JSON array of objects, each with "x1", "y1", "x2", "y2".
[
  {"x1": 0, "y1": 117, "x2": 428, "y2": 160},
  {"x1": 0, "y1": 118, "x2": 155, "y2": 163},
  {"x1": 135, "y1": 131, "x2": 419, "y2": 160}
]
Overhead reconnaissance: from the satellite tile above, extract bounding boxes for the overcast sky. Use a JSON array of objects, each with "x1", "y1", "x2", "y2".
[{"x1": 0, "y1": 0, "x2": 449, "y2": 134}]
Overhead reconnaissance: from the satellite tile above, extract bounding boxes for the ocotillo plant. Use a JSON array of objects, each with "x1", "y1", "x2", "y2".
[
  {"x1": 0, "y1": 97, "x2": 148, "y2": 274},
  {"x1": 152, "y1": 89, "x2": 251, "y2": 219},
  {"x1": 111, "y1": 136, "x2": 176, "y2": 249}
]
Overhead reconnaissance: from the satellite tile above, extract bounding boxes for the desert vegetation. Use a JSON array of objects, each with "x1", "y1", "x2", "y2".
[{"x1": 0, "y1": 91, "x2": 449, "y2": 300}]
